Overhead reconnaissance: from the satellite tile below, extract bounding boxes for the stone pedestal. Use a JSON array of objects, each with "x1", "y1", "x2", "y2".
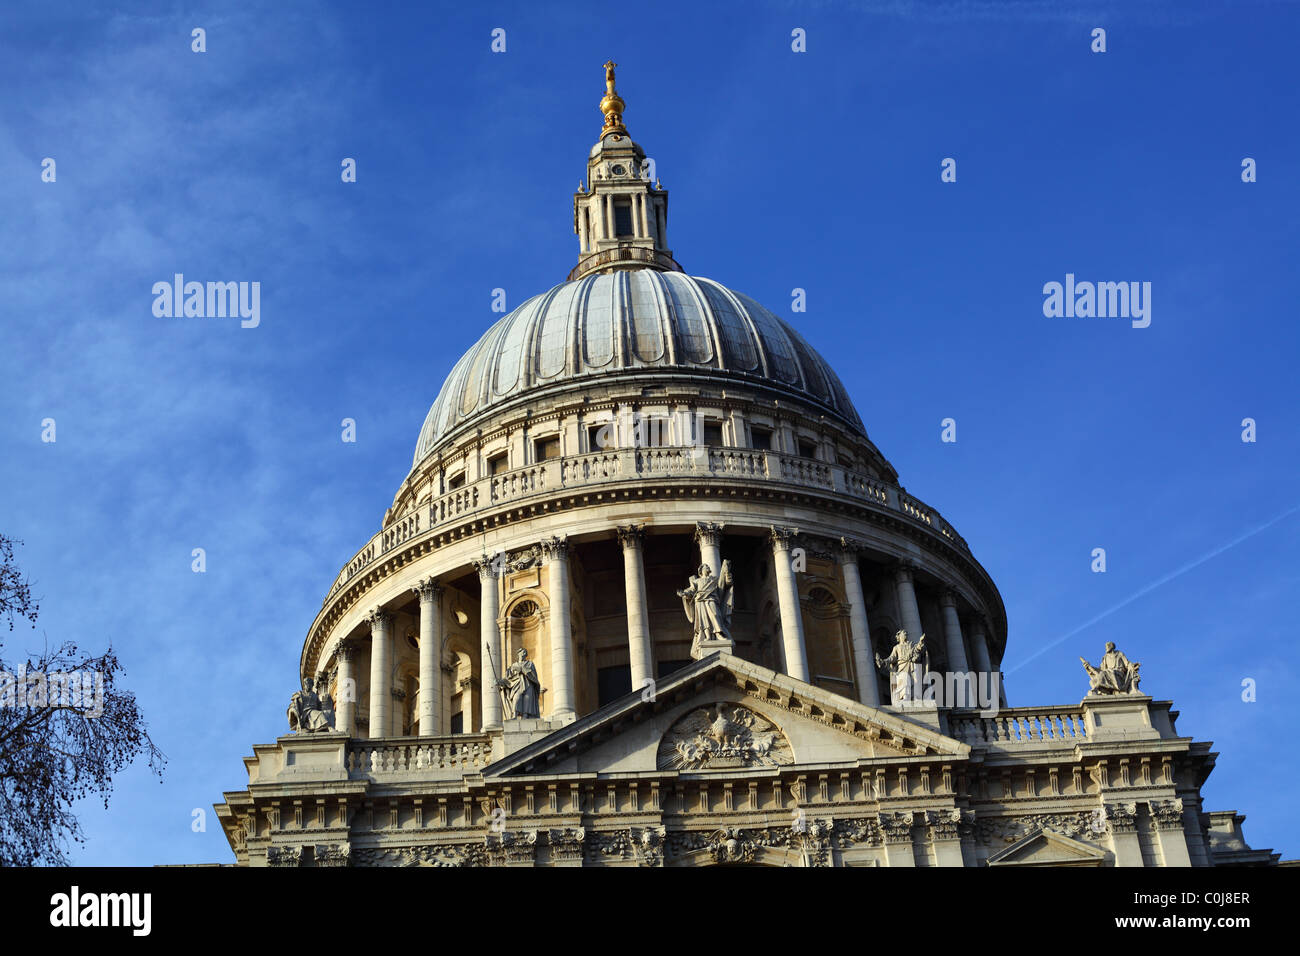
[
  {"x1": 888, "y1": 701, "x2": 943, "y2": 733},
  {"x1": 262, "y1": 733, "x2": 349, "y2": 783},
  {"x1": 1083, "y1": 694, "x2": 1160, "y2": 741},
  {"x1": 501, "y1": 718, "x2": 558, "y2": 757},
  {"x1": 692, "y1": 637, "x2": 734, "y2": 660}
]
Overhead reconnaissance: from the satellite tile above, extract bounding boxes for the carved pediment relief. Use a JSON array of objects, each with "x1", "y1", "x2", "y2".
[{"x1": 657, "y1": 704, "x2": 794, "y2": 771}]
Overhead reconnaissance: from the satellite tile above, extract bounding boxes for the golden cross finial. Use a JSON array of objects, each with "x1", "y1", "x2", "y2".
[{"x1": 599, "y1": 60, "x2": 627, "y2": 138}]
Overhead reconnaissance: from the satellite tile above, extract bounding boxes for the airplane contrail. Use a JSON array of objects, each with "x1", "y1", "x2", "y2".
[{"x1": 1007, "y1": 503, "x2": 1300, "y2": 673}]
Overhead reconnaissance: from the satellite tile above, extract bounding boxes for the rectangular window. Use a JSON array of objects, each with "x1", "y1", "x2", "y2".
[
  {"x1": 534, "y1": 436, "x2": 561, "y2": 461},
  {"x1": 614, "y1": 200, "x2": 634, "y2": 237},
  {"x1": 597, "y1": 665, "x2": 632, "y2": 706},
  {"x1": 447, "y1": 471, "x2": 466, "y2": 490},
  {"x1": 750, "y1": 425, "x2": 774, "y2": 450},
  {"x1": 703, "y1": 422, "x2": 724, "y2": 447},
  {"x1": 798, "y1": 439, "x2": 817, "y2": 460},
  {"x1": 449, "y1": 711, "x2": 464, "y2": 734},
  {"x1": 487, "y1": 452, "x2": 508, "y2": 475}
]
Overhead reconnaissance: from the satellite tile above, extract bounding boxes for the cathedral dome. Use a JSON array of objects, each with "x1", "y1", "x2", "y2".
[{"x1": 413, "y1": 271, "x2": 865, "y2": 467}]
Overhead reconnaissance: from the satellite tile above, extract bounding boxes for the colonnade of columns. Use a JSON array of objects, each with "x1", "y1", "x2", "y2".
[
  {"x1": 342, "y1": 523, "x2": 1000, "y2": 738},
  {"x1": 579, "y1": 190, "x2": 659, "y2": 253}
]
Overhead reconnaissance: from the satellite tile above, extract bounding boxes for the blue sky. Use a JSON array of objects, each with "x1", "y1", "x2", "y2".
[{"x1": 1, "y1": 0, "x2": 1296, "y2": 865}]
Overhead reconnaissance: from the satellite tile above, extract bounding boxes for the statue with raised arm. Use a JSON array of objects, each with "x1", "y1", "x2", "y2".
[
  {"x1": 875, "y1": 629, "x2": 928, "y2": 704},
  {"x1": 1080, "y1": 642, "x2": 1141, "y2": 696},
  {"x1": 499, "y1": 647, "x2": 542, "y2": 719},
  {"x1": 677, "y1": 561, "x2": 734, "y2": 653},
  {"x1": 288, "y1": 676, "x2": 334, "y2": 733}
]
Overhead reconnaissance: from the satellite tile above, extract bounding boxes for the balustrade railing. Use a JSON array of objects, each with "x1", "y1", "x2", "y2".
[
  {"x1": 561, "y1": 451, "x2": 622, "y2": 484},
  {"x1": 708, "y1": 447, "x2": 769, "y2": 478},
  {"x1": 327, "y1": 446, "x2": 972, "y2": 600},
  {"x1": 347, "y1": 735, "x2": 494, "y2": 776},
  {"x1": 381, "y1": 513, "x2": 421, "y2": 551},
  {"x1": 898, "y1": 493, "x2": 934, "y2": 526},
  {"x1": 492, "y1": 464, "x2": 546, "y2": 503},
  {"x1": 951, "y1": 708, "x2": 1089, "y2": 746},
  {"x1": 779, "y1": 454, "x2": 833, "y2": 489}
]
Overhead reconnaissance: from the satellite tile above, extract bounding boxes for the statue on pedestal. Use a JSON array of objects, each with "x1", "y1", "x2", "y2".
[
  {"x1": 677, "y1": 561, "x2": 734, "y2": 654},
  {"x1": 1080, "y1": 642, "x2": 1141, "y2": 696},
  {"x1": 876, "y1": 629, "x2": 928, "y2": 704},
  {"x1": 499, "y1": 648, "x2": 542, "y2": 719},
  {"x1": 287, "y1": 676, "x2": 335, "y2": 733}
]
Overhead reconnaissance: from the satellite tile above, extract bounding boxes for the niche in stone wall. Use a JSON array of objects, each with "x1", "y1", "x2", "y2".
[{"x1": 801, "y1": 584, "x2": 856, "y2": 699}]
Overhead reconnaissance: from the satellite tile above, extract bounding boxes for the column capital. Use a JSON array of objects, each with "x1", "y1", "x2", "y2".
[
  {"x1": 366, "y1": 608, "x2": 392, "y2": 630},
  {"x1": 694, "y1": 521, "x2": 725, "y2": 546},
  {"x1": 616, "y1": 523, "x2": 645, "y2": 549},
  {"x1": 413, "y1": 577, "x2": 444, "y2": 604},
  {"x1": 892, "y1": 560, "x2": 917, "y2": 584},
  {"x1": 473, "y1": 555, "x2": 500, "y2": 580},
  {"x1": 878, "y1": 810, "x2": 915, "y2": 844},
  {"x1": 334, "y1": 640, "x2": 356, "y2": 664},
  {"x1": 838, "y1": 536, "x2": 865, "y2": 560},
  {"x1": 769, "y1": 525, "x2": 799, "y2": 550},
  {"x1": 939, "y1": 588, "x2": 960, "y2": 609},
  {"x1": 540, "y1": 535, "x2": 570, "y2": 562}
]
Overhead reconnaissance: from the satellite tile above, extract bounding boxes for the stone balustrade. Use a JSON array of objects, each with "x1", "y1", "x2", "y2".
[
  {"x1": 950, "y1": 706, "x2": 1089, "y2": 747},
  {"x1": 381, "y1": 512, "x2": 421, "y2": 552},
  {"x1": 567, "y1": 244, "x2": 681, "y2": 281},
  {"x1": 347, "y1": 735, "x2": 495, "y2": 778},
  {"x1": 326, "y1": 446, "x2": 968, "y2": 600}
]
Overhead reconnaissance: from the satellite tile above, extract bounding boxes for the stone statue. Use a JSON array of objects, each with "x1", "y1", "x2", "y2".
[
  {"x1": 875, "y1": 629, "x2": 928, "y2": 704},
  {"x1": 677, "y1": 561, "x2": 734, "y2": 653},
  {"x1": 1080, "y1": 642, "x2": 1141, "y2": 696},
  {"x1": 287, "y1": 676, "x2": 334, "y2": 733},
  {"x1": 499, "y1": 648, "x2": 541, "y2": 719}
]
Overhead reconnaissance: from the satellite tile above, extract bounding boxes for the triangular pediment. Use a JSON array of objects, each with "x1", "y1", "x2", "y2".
[
  {"x1": 484, "y1": 652, "x2": 969, "y2": 778},
  {"x1": 987, "y1": 829, "x2": 1107, "y2": 867}
]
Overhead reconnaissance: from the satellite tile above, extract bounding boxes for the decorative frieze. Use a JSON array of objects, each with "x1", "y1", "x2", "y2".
[{"x1": 835, "y1": 817, "x2": 883, "y2": 848}]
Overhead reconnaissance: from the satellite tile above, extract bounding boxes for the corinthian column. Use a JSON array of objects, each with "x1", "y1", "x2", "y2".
[
  {"x1": 335, "y1": 641, "x2": 356, "y2": 736},
  {"x1": 474, "y1": 558, "x2": 503, "y2": 730},
  {"x1": 414, "y1": 578, "x2": 444, "y2": 737},
  {"x1": 694, "y1": 521, "x2": 724, "y2": 574},
  {"x1": 542, "y1": 537, "x2": 576, "y2": 722},
  {"x1": 839, "y1": 539, "x2": 880, "y2": 707},
  {"x1": 366, "y1": 608, "x2": 392, "y2": 738},
  {"x1": 892, "y1": 564, "x2": 926, "y2": 644},
  {"x1": 968, "y1": 615, "x2": 993, "y2": 678},
  {"x1": 618, "y1": 525, "x2": 654, "y2": 693},
  {"x1": 939, "y1": 590, "x2": 972, "y2": 706},
  {"x1": 770, "y1": 526, "x2": 810, "y2": 683}
]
